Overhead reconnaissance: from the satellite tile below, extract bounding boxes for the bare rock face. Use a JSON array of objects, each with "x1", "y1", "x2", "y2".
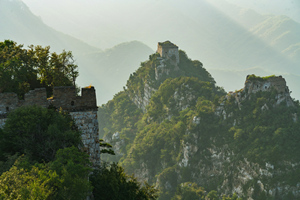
[
  {"x1": 131, "y1": 83, "x2": 156, "y2": 112},
  {"x1": 244, "y1": 75, "x2": 294, "y2": 107},
  {"x1": 217, "y1": 75, "x2": 294, "y2": 118}
]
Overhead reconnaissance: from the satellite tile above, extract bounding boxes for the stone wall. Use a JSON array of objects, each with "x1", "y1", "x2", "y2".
[
  {"x1": 0, "y1": 86, "x2": 100, "y2": 165},
  {"x1": 70, "y1": 110, "x2": 100, "y2": 165},
  {"x1": 52, "y1": 86, "x2": 97, "y2": 111},
  {"x1": 23, "y1": 88, "x2": 48, "y2": 107},
  {"x1": 0, "y1": 118, "x2": 6, "y2": 129},
  {"x1": 0, "y1": 86, "x2": 97, "y2": 115},
  {"x1": 0, "y1": 88, "x2": 49, "y2": 115},
  {"x1": 157, "y1": 41, "x2": 179, "y2": 64},
  {"x1": 0, "y1": 92, "x2": 20, "y2": 114},
  {"x1": 244, "y1": 76, "x2": 289, "y2": 94}
]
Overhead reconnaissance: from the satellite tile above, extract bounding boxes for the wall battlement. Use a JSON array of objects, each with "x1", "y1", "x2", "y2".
[
  {"x1": 0, "y1": 86, "x2": 100, "y2": 165},
  {"x1": 52, "y1": 86, "x2": 97, "y2": 111},
  {"x1": 0, "y1": 86, "x2": 97, "y2": 116}
]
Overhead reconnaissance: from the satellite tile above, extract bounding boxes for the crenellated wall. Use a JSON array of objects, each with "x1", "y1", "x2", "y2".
[
  {"x1": 0, "y1": 86, "x2": 100, "y2": 165},
  {"x1": 52, "y1": 86, "x2": 97, "y2": 111}
]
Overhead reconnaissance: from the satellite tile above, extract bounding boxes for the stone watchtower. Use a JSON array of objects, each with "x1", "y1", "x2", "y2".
[{"x1": 157, "y1": 41, "x2": 179, "y2": 64}]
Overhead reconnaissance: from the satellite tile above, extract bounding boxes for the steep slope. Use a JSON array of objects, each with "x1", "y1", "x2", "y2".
[
  {"x1": 98, "y1": 44, "x2": 300, "y2": 199},
  {"x1": 0, "y1": 0, "x2": 100, "y2": 56}
]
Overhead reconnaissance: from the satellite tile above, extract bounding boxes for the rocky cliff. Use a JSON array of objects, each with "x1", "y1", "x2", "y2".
[{"x1": 99, "y1": 42, "x2": 300, "y2": 199}]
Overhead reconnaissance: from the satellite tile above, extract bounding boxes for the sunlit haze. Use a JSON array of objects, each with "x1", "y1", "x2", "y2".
[
  {"x1": 2, "y1": 0, "x2": 300, "y2": 104},
  {"x1": 21, "y1": 0, "x2": 300, "y2": 49}
]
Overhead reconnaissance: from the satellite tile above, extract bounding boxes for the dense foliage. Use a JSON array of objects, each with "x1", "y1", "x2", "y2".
[
  {"x1": 90, "y1": 162, "x2": 158, "y2": 200},
  {"x1": 171, "y1": 183, "x2": 241, "y2": 200},
  {"x1": 98, "y1": 91, "x2": 143, "y2": 163},
  {"x1": 0, "y1": 106, "x2": 82, "y2": 163},
  {"x1": 0, "y1": 105, "x2": 157, "y2": 199},
  {"x1": 98, "y1": 46, "x2": 300, "y2": 199},
  {"x1": 0, "y1": 106, "x2": 91, "y2": 199},
  {"x1": 0, "y1": 40, "x2": 78, "y2": 98},
  {"x1": 0, "y1": 40, "x2": 157, "y2": 199},
  {"x1": 225, "y1": 90, "x2": 300, "y2": 165},
  {"x1": 0, "y1": 146, "x2": 92, "y2": 200}
]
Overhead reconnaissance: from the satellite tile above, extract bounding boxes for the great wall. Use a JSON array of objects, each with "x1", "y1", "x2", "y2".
[{"x1": 0, "y1": 86, "x2": 100, "y2": 165}]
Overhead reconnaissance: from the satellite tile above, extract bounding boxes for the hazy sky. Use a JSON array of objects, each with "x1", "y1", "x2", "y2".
[
  {"x1": 14, "y1": 0, "x2": 300, "y2": 102},
  {"x1": 21, "y1": 0, "x2": 300, "y2": 49}
]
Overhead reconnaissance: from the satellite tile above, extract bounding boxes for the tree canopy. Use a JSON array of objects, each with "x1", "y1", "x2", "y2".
[
  {"x1": 0, "y1": 105, "x2": 82, "y2": 163},
  {"x1": 0, "y1": 40, "x2": 78, "y2": 98},
  {"x1": 0, "y1": 106, "x2": 91, "y2": 199},
  {"x1": 0, "y1": 105, "x2": 158, "y2": 199},
  {"x1": 90, "y1": 162, "x2": 158, "y2": 200}
]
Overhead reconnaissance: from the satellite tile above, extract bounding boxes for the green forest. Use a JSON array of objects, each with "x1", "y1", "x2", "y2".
[
  {"x1": 99, "y1": 47, "x2": 300, "y2": 199},
  {"x1": 1, "y1": 40, "x2": 300, "y2": 199},
  {"x1": 0, "y1": 41, "x2": 157, "y2": 200}
]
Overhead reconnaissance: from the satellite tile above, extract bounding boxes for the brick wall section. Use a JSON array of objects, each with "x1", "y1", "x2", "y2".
[{"x1": 70, "y1": 110, "x2": 100, "y2": 165}]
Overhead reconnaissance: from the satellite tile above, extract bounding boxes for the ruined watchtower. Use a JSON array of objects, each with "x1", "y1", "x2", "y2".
[{"x1": 157, "y1": 41, "x2": 179, "y2": 64}]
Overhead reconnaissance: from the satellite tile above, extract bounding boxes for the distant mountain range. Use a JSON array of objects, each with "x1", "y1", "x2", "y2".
[
  {"x1": 1, "y1": 0, "x2": 299, "y2": 102},
  {"x1": 0, "y1": 0, "x2": 153, "y2": 104},
  {"x1": 77, "y1": 41, "x2": 153, "y2": 104},
  {"x1": 0, "y1": 0, "x2": 100, "y2": 56}
]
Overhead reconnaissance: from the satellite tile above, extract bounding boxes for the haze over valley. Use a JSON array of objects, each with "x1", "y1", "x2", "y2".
[{"x1": 1, "y1": 0, "x2": 300, "y2": 104}]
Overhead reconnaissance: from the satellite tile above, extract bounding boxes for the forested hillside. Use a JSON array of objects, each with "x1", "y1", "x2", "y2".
[
  {"x1": 99, "y1": 43, "x2": 300, "y2": 199},
  {"x1": 0, "y1": 42, "x2": 157, "y2": 200}
]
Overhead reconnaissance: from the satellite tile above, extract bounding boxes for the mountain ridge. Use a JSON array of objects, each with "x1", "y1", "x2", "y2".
[{"x1": 99, "y1": 42, "x2": 300, "y2": 199}]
